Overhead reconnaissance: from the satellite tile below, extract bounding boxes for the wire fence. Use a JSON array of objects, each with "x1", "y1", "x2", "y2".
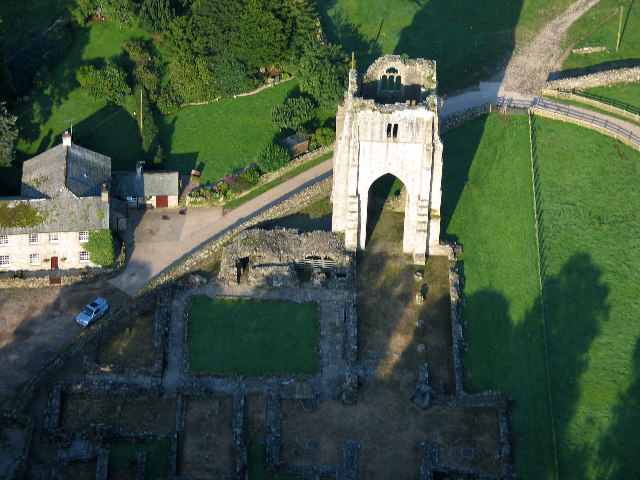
[
  {"x1": 530, "y1": 98, "x2": 640, "y2": 151},
  {"x1": 542, "y1": 87, "x2": 640, "y2": 121}
]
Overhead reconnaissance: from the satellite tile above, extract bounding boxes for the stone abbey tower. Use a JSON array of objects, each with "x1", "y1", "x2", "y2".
[{"x1": 331, "y1": 55, "x2": 443, "y2": 264}]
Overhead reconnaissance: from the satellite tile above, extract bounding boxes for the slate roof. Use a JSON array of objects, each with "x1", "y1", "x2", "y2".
[
  {"x1": 0, "y1": 142, "x2": 111, "y2": 234},
  {"x1": 0, "y1": 192, "x2": 109, "y2": 235},
  {"x1": 111, "y1": 171, "x2": 179, "y2": 197},
  {"x1": 21, "y1": 144, "x2": 111, "y2": 198}
]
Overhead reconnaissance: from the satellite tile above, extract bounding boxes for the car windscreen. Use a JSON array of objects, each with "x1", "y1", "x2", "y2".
[{"x1": 82, "y1": 307, "x2": 94, "y2": 316}]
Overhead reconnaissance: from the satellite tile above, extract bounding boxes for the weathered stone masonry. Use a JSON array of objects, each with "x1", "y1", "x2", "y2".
[{"x1": 332, "y1": 55, "x2": 444, "y2": 263}]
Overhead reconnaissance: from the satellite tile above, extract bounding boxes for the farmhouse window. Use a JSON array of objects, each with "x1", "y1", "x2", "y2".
[
  {"x1": 79, "y1": 251, "x2": 90, "y2": 263},
  {"x1": 0, "y1": 255, "x2": 9, "y2": 267},
  {"x1": 79, "y1": 231, "x2": 89, "y2": 243},
  {"x1": 30, "y1": 253, "x2": 40, "y2": 266},
  {"x1": 29, "y1": 233, "x2": 39, "y2": 244},
  {"x1": 0, "y1": 235, "x2": 8, "y2": 245},
  {"x1": 49, "y1": 233, "x2": 59, "y2": 243}
]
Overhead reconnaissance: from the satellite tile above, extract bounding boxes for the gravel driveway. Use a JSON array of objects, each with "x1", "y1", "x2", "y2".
[{"x1": 0, "y1": 281, "x2": 128, "y2": 402}]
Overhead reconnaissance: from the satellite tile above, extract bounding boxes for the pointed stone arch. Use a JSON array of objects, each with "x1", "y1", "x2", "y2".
[{"x1": 331, "y1": 56, "x2": 443, "y2": 264}]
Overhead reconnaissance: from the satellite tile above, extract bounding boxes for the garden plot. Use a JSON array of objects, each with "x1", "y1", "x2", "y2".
[
  {"x1": 178, "y1": 396, "x2": 235, "y2": 478},
  {"x1": 61, "y1": 394, "x2": 176, "y2": 435}
]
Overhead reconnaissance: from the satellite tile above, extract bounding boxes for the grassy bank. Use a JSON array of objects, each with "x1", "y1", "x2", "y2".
[
  {"x1": 441, "y1": 113, "x2": 555, "y2": 479},
  {"x1": 533, "y1": 116, "x2": 640, "y2": 479}
]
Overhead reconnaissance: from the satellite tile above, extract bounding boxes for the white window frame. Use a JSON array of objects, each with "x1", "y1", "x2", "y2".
[
  {"x1": 0, "y1": 235, "x2": 8, "y2": 246},
  {"x1": 79, "y1": 231, "x2": 89, "y2": 243},
  {"x1": 30, "y1": 253, "x2": 41, "y2": 266},
  {"x1": 0, "y1": 255, "x2": 9, "y2": 267},
  {"x1": 79, "y1": 251, "x2": 90, "y2": 263},
  {"x1": 49, "y1": 233, "x2": 59, "y2": 243},
  {"x1": 29, "y1": 233, "x2": 39, "y2": 245}
]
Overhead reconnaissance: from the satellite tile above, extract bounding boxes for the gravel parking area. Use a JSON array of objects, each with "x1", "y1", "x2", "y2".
[{"x1": 0, "y1": 281, "x2": 128, "y2": 402}]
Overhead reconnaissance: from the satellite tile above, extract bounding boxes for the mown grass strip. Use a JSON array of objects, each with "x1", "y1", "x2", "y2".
[{"x1": 224, "y1": 151, "x2": 332, "y2": 210}]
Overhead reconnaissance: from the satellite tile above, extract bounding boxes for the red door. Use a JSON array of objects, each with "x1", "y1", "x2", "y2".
[
  {"x1": 156, "y1": 195, "x2": 168, "y2": 208},
  {"x1": 51, "y1": 257, "x2": 58, "y2": 269}
]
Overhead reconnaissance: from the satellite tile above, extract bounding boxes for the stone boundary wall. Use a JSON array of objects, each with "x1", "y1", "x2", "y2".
[
  {"x1": 249, "y1": 144, "x2": 333, "y2": 187},
  {"x1": 545, "y1": 66, "x2": 640, "y2": 90},
  {"x1": 440, "y1": 104, "x2": 491, "y2": 134}
]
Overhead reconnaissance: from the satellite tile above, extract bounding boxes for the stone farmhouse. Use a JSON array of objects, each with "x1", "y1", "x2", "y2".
[{"x1": 0, "y1": 132, "x2": 179, "y2": 272}]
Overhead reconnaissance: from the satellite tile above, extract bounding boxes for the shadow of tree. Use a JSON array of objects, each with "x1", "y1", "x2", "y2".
[{"x1": 460, "y1": 252, "x2": 609, "y2": 479}]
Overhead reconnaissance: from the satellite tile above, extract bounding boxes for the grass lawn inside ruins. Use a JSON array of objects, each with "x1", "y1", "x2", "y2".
[{"x1": 187, "y1": 298, "x2": 319, "y2": 375}]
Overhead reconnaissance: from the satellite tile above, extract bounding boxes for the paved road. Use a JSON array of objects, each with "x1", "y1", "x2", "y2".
[
  {"x1": 109, "y1": 159, "x2": 333, "y2": 295},
  {"x1": 109, "y1": 88, "x2": 640, "y2": 297}
]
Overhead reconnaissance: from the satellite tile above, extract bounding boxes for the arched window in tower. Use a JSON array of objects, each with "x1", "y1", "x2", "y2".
[
  {"x1": 381, "y1": 75, "x2": 388, "y2": 90},
  {"x1": 395, "y1": 76, "x2": 402, "y2": 91}
]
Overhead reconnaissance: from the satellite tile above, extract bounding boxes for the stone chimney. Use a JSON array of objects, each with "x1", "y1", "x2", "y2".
[
  {"x1": 101, "y1": 183, "x2": 109, "y2": 203},
  {"x1": 62, "y1": 131, "x2": 72, "y2": 147},
  {"x1": 136, "y1": 161, "x2": 143, "y2": 177}
]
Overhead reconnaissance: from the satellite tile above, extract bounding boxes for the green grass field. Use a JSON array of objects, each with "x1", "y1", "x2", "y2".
[
  {"x1": 0, "y1": 0, "x2": 63, "y2": 57},
  {"x1": 188, "y1": 297, "x2": 319, "y2": 375},
  {"x1": 160, "y1": 80, "x2": 326, "y2": 185},
  {"x1": 562, "y1": 0, "x2": 640, "y2": 71},
  {"x1": 584, "y1": 82, "x2": 640, "y2": 110},
  {"x1": 532, "y1": 116, "x2": 640, "y2": 479},
  {"x1": 108, "y1": 439, "x2": 169, "y2": 480},
  {"x1": 442, "y1": 113, "x2": 555, "y2": 479},
  {"x1": 317, "y1": 0, "x2": 574, "y2": 93},
  {"x1": 444, "y1": 113, "x2": 640, "y2": 479},
  {"x1": 6, "y1": 21, "x2": 330, "y2": 194}
]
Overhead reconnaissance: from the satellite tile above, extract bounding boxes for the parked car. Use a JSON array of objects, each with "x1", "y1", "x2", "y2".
[{"x1": 75, "y1": 297, "x2": 109, "y2": 327}]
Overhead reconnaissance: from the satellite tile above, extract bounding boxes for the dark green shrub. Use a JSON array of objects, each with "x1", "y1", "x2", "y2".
[
  {"x1": 270, "y1": 96, "x2": 315, "y2": 131},
  {"x1": 315, "y1": 127, "x2": 335, "y2": 146},
  {"x1": 255, "y1": 144, "x2": 289, "y2": 173},
  {"x1": 139, "y1": 0, "x2": 173, "y2": 33},
  {"x1": 122, "y1": 41, "x2": 160, "y2": 92},
  {"x1": 155, "y1": 87, "x2": 182, "y2": 114},
  {"x1": 84, "y1": 230, "x2": 116, "y2": 267},
  {"x1": 238, "y1": 168, "x2": 261, "y2": 185}
]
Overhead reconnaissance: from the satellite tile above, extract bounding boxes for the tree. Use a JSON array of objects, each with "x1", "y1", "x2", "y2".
[
  {"x1": 122, "y1": 41, "x2": 159, "y2": 92},
  {"x1": 139, "y1": 0, "x2": 173, "y2": 33},
  {"x1": 0, "y1": 103, "x2": 18, "y2": 167},
  {"x1": 59, "y1": 0, "x2": 94, "y2": 27},
  {"x1": 84, "y1": 230, "x2": 116, "y2": 266},
  {"x1": 0, "y1": 22, "x2": 14, "y2": 102},
  {"x1": 209, "y1": 54, "x2": 256, "y2": 97},
  {"x1": 255, "y1": 143, "x2": 289, "y2": 173},
  {"x1": 270, "y1": 96, "x2": 315, "y2": 131},
  {"x1": 76, "y1": 60, "x2": 131, "y2": 104},
  {"x1": 315, "y1": 127, "x2": 335, "y2": 146},
  {"x1": 297, "y1": 43, "x2": 349, "y2": 109}
]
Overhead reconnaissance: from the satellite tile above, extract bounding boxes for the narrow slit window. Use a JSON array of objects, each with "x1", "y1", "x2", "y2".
[
  {"x1": 393, "y1": 124, "x2": 398, "y2": 138},
  {"x1": 381, "y1": 75, "x2": 388, "y2": 90},
  {"x1": 387, "y1": 75, "x2": 394, "y2": 89},
  {"x1": 387, "y1": 123, "x2": 392, "y2": 138},
  {"x1": 395, "y1": 76, "x2": 402, "y2": 91}
]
